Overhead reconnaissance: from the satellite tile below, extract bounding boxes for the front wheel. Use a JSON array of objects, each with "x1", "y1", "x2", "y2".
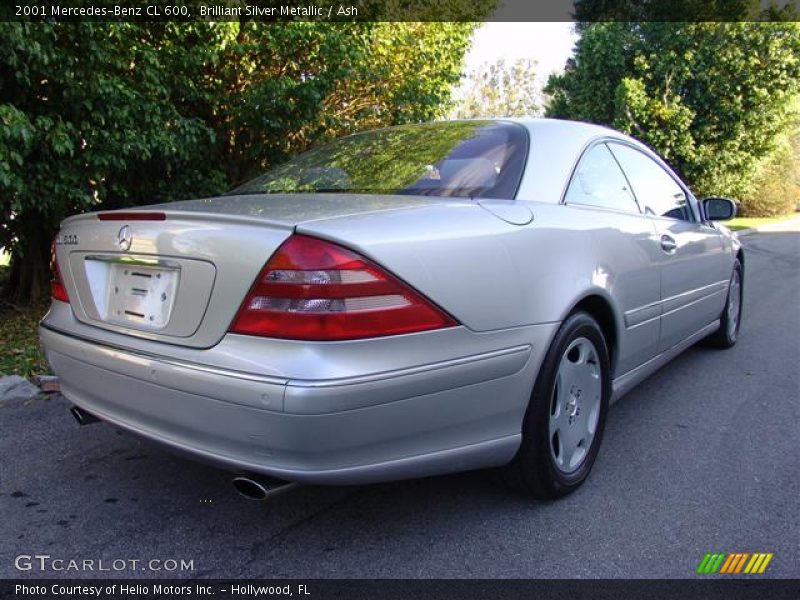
[
  {"x1": 502, "y1": 311, "x2": 611, "y2": 500},
  {"x1": 705, "y1": 259, "x2": 743, "y2": 349}
]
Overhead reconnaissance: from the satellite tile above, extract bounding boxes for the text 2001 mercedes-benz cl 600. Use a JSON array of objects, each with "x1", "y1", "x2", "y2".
[{"x1": 40, "y1": 119, "x2": 743, "y2": 500}]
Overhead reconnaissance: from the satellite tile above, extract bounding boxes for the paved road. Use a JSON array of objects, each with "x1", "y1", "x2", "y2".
[{"x1": 1, "y1": 231, "x2": 798, "y2": 579}]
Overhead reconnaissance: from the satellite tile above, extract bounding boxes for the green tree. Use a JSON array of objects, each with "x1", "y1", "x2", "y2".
[
  {"x1": 0, "y1": 20, "x2": 482, "y2": 302},
  {"x1": 0, "y1": 23, "x2": 219, "y2": 302},
  {"x1": 743, "y1": 121, "x2": 800, "y2": 216},
  {"x1": 545, "y1": 22, "x2": 800, "y2": 206},
  {"x1": 451, "y1": 58, "x2": 540, "y2": 119}
]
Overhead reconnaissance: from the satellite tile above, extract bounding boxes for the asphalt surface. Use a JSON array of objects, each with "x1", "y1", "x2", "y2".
[{"x1": 1, "y1": 230, "x2": 798, "y2": 580}]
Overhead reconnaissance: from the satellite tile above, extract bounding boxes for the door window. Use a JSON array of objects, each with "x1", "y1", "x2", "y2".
[
  {"x1": 608, "y1": 143, "x2": 693, "y2": 221},
  {"x1": 564, "y1": 144, "x2": 640, "y2": 213}
]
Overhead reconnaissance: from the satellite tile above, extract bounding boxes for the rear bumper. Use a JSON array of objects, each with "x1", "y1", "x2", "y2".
[{"x1": 40, "y1": 321, "x2": 554, "y2": 484}]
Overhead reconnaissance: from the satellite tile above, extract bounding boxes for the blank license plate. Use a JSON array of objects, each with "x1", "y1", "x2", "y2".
[{"x1": 106, "y1": 263, "x2": 179, "y2": 329}]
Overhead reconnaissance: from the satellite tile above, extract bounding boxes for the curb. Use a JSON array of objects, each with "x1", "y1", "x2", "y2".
[{"x1": 734, "y1": 227, "x2": 758, "y2": 237}]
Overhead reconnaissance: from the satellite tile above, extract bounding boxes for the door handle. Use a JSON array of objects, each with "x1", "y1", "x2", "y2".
[{"x1": 660, "y1": 234, "x2": 677, "y2": 253}]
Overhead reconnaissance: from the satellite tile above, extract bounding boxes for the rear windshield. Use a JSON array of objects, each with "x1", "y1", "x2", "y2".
[{"x1": 229, "y1": 121, "x2": 528, "y2": 200}]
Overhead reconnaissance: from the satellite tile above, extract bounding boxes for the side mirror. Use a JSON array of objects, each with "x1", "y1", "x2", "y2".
[{"x1": 702, "y1": 197, "x2": 737, "y2": 221}]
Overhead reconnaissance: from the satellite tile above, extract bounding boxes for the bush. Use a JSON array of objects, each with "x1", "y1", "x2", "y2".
[{"x1": 740, "y1": 129, "x2": 800, "y2": 217}]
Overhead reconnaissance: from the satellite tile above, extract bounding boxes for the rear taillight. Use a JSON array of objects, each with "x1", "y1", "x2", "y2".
[
  {"x1": 229, "y1": 235, "x2": 457, "y2": 340},
  {"x1": 50, "y1": 240, "x2": 69, "y2": 303}
]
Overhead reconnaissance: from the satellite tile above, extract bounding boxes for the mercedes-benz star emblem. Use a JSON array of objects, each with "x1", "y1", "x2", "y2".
[{"x1": 117, "y1": 225, "x2": 132, "y2": 252}]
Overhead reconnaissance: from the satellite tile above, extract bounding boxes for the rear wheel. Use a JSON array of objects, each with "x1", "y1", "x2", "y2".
[
  {"x1": 502, "y1": 311, "x2": 611, "y2": 500},
  {"x1": 705, "y1": 259, "x2": 743, "y2": 349}
]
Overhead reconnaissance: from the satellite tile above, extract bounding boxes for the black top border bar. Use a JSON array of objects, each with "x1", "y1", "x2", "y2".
[{"x1": 2, "y1": 0, "x2": 798, "y2": 22}]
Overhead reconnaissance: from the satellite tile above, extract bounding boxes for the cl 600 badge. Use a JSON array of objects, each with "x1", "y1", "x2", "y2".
[{"x1": 57, "y1": 233, "x2": 79, "y2": 246}]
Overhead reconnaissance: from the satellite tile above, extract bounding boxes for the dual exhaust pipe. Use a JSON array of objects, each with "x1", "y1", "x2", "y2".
[{"x1": 69, "y1": 405, "x2": 297, "y2": 501}]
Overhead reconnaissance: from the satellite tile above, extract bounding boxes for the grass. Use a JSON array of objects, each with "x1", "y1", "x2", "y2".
[
  {"x1": 0, "y1": 299, "x2": 51, "y2": 377},
  {"x1": 725, "y1": 213, "x2": 798, "y2": 231}
]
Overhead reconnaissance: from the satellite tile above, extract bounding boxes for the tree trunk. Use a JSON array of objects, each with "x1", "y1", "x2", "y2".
[{"x1": 6, "y1": 211, "x2": 52, "y2": 304}]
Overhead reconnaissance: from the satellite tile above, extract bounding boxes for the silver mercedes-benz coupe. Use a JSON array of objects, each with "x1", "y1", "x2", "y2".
[{"x1": 40, "y1": 119, "x2": 743, "y2": 500}]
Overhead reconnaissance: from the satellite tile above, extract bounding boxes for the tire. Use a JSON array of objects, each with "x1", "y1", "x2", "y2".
[
  {"x1": 501, "y1": 311, "x2": 611, "y2": 500},
  {"x1": 705, "y1": 259, "x2": 743, "y2": 349}
]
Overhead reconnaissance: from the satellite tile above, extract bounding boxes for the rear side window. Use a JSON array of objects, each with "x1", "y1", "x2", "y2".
[
  {"x1": 608, "y1": 143, "x2": 693, "y2": 222},
  {"x1": 229, "y1": 121, "x2": 528, "y2": 200},
  {"x1": 565, "y1": 144, "x2": 640, "y2": 213}
]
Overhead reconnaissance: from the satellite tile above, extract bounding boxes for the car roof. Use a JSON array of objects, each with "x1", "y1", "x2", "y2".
[
  {"x1": 466, "y1": 116, "x2": 633, "y2": 145},
  {"x1": 517, "y1": 117, "x2": 623, "y2": 138}
]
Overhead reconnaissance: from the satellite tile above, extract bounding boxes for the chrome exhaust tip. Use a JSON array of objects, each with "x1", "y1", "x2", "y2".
[
  {"x1": 70, "y1": 405, "x2": 100, "y2": 426},
  {"x1": 232, "y1": 475, "x2": 298, "y2": 501}
]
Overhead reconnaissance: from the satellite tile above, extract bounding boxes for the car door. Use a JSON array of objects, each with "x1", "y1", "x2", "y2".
[
  {"x1": 562, "y1": 142, "x2": 663, "y2": 376},
  {"x1": 608, "y1": 142, "x2": 730, "y2": 353}
]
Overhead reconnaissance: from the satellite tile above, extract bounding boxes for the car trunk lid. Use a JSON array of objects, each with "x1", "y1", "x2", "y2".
[{"x1": 54, "y1": 193, "x2": 466, "y2": 348}]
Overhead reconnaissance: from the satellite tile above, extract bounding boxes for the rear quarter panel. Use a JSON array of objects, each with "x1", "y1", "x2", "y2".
[{"x1": 299, "y1": 199, "x2": 662, "y2": 378}]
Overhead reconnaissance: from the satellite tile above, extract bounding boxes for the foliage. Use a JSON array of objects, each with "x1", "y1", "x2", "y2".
[
  {"x1": 741, "y1": 124, "x2": 800, "y2": 216},
  {"x1": 0, "y1": 20, "x2": 483, "y2": 302},
  {"x1": 0, "y1": 301, "x2": 50, "y2": 377},
  {"x1": 451, "y1": 58, "x2": 541, "y2": 119},
  {"x1": 545, "y1": 22, "x2": 800, "y2": 208}
]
